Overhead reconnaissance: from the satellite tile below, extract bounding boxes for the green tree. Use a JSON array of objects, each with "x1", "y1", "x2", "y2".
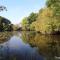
[
  {"x1": 0, "y1": 16, "x2": 12, "y2": 31},
  {"x1": 30, "y1": 0, "x2": 60, "y2": 34},
  {"x1": 21, "y1": 0, "x2": 60, "y2": 34},
  {"x1": 21, "y1": 12, "x2": 38, "y2": 30},
  {"x1": 46, "y1": 0, "x2": 60, "y2": 17},
  {"x1": 28, "y1": 12, "x2": 38, "y2": 24},
  {"x1": 21, "y1": 17, "x2": 29, "y2": 30}
]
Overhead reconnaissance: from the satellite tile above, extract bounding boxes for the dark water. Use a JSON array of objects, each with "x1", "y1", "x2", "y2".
[{"x1": 0, "y1": 31, "x2": 60, "y2": 60}]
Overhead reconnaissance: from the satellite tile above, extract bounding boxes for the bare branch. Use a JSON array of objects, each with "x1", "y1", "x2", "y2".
[{"x1": 0, "y1": 6, "x2": 7, "y2": 12}]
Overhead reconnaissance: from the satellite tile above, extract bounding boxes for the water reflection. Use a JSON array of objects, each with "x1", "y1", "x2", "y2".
[
  {"x1": 21, "y1": 31, "x2": 60, "y2": 60},
  {"x1": 0, "y1": 31, "x2": 44, "y2": 60},
  {"x1": 0, "y1": 32, "x2": 13, "y2": 43},
  {"x1": 0, "y1": 31, "x2": 60, "y2": 60}
]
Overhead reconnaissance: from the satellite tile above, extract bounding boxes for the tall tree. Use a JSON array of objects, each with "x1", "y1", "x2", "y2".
[
  {"x1": 28, "y1": 12, "x2": 38, "y2": 24},
  {"x1": 46, "y1": 0, "x2": 60, "y2": 17},
  {"x1": 0, "y1": 16, "x2": 12, "y2": 31},
  {"x1": 21, "y1": 17, "x2": 29, "y2": 30}
]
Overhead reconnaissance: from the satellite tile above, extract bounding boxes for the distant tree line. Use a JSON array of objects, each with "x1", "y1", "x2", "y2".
[
  {"x1": 0, "y1": 16, "x2": 21, "y2": 31},
  {"x1": 1, "y1": 0, "x2": 60, "y2": 34}
]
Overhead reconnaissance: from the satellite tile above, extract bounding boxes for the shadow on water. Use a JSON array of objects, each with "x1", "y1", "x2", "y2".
[
  {"x1": 0, "y1": 31, "x2": 44, "y2": 60},
  {"x1": 21, "y1": 31, "x2": 60, "y2": 60},
  {"x1": 0, "y1": 32, "x2": 13, "y2": 43},
  {"x1": 0, "y1": 31, "x2": 60, "y2": 60}
]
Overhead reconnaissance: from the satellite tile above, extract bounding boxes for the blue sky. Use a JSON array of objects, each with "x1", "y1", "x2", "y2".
[{"x1": 0, "y1": 0, "x2": 46, "y2": 24}]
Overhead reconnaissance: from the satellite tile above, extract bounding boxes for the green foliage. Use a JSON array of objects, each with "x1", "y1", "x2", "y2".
[
  {"x1": 21, "y1": 17, "x2": 29, "y2": 30},
  {"x1": 31, "y1": 0, "x2": 60, "y2": 34},
  {"x1": 46, "y1": 0, "x2": 60, "y2": 17},
  {"x1": 0, "y1": 16, "x2": 13, "y2": 31},
  {"x1": 21, "y1": 13, "x2": 38, "y2": 30},
  {"x1": 30, "y1": 23, "x2": 35, "y2": 31},
  {"x1": 32, "y1": 8, "x2": 60, "y2": 34},
  {"x1": 21, "y1": 0, "x2": 60, "y2": 34},
  {"x1": 27, "y1": 12, "x2": 38, "y2": 24}
]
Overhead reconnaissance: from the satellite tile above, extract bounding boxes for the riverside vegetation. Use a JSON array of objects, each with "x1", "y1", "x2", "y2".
[
  {"x1": 0, "y1": 0, "x2": 60, "y2": 60},
  {"x1": 21, "y1": 0, "x2": 60, "y2": 34},
  {"x1": 0, "y1": 6, "x2": 21, "y2": 31},
  {"x1": 0, "y1": 0, "x2": 60, "y2": 34}
]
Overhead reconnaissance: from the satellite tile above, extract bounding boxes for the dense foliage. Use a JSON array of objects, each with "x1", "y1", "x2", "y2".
[
  {"x1": 21, "y1": 17, "x2": 29, "y2": 30},
  {"x1": 21, "y1": 13, "x2": 38, "y2": 30},
  {"x1": 0, "y1": 16, "x2": 21, "y2": 31},
  {"x1": 21, "y1": 0, "x2": 60, "y2": 34},
  {"x1": 0, "y1": 16, "x2": 13, "y2": 31}
]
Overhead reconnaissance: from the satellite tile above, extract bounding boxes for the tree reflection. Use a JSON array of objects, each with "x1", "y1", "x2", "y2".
[
  {"x1": 0, "y1": 32, "x2": 13, "y2": 60},
  {"x1": 0, "y1": 32, "x2": 13, "y2": 43},
  {"x1": 21, "y1": 31, "x2": 60, "y2": 60}
]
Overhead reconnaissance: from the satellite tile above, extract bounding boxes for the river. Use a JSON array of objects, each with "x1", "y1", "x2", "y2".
[{"x1": 0, "y1": 31, "x2": 60, "y2": 60}]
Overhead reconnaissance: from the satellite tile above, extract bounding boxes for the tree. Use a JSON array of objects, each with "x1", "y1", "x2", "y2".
[
  {"x1": 21, "y1": 12, "x2": 38, "y2": 30},
  {"x1": 21, "y1": 0, "x2": 60, "y2": 34},
  {"x1": 29, "y1": 0, "x2": 60, "y2": 34},
  {"x1": 46, "y1": 0, "x2": 60, "y2": 17},
  {"x1": 0, "y1": 6, "x2": 7, "y2": 12},
  {"x1": 0, "y1": 16, "x2": 12, "y2": 31},
  {"x1": 28, "y1": 12, "x2": 38, "y2": 24},
  {"x1": 21, "y1": 17, "x2": 29, "y2": 30},
  {"x1": 31, "y1": 7, "x2": 60, "y2": 34}
]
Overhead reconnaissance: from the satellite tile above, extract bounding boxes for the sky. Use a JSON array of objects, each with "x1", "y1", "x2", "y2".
[{"x1": 0, "y1": 0, "x2": 46, "y2": 24}]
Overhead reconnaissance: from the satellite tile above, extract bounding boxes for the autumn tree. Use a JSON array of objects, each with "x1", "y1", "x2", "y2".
[{"x1": 31, "y1": 0, "x2": 60, "y2": 34}]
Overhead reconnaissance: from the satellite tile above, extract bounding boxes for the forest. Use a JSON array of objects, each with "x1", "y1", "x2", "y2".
[
  {"x1": 21, "y1": 0, "x2": 60, "y2": 34},
  {"x1": 0, "y1": 0, "x2": 60, "y2": 34}
]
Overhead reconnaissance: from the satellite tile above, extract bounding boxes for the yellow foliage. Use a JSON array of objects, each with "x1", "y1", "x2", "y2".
[{"x1": 32, "y1": 8, "x2": 60, "y2": 34}]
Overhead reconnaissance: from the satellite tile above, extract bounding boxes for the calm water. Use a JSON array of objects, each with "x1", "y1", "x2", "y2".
[{"x1": 0, "y1": 31, "x2": 60, "y2": 60}]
